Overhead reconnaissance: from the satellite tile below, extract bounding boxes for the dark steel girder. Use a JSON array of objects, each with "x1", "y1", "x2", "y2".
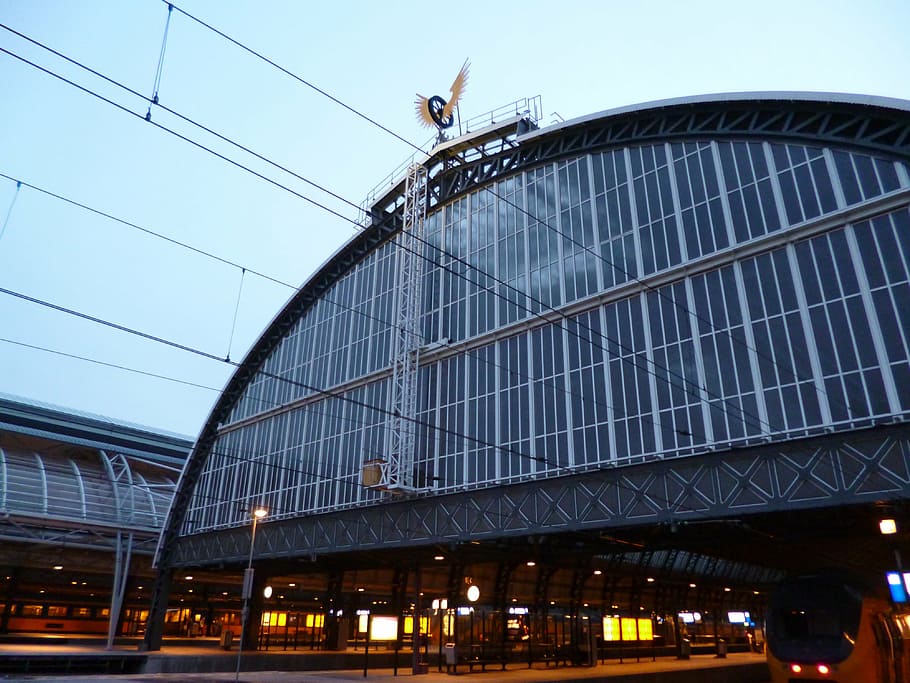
[
  {"x1": 169, "y1": 422, "x2": 910, "y2": 569},
  {"x1": 427, "y1": 98, "x2": 910, "y2": 207}
]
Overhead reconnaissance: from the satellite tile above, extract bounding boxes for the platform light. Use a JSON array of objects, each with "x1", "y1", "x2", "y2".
[
  {"x1": 467, "y1": 584, "x2": 480, "y2": 602},
  {"x1": 53, "y1": 565, "x2": 63, "y2": 570},
  {"x1": 526, "y1": 561, "x2": 536, "y2": 567},
  {"x1": 881, "y1": 518, "x2": 898, "y2": 535},
  {"x1": 434, "y1": 555, "x2": 445, "y2": 561},
  {"x1": 237, "y1": 505, "x2": 268, "y2": 682},
  {"x1": 646, "y1": 577, "x2": 655, "y2": 583},
  {"x1": 593, "y1": 570, "x2": 602, "y2": 576},
  {"x1": 264, "y1": 585, "x2": 273, "y2": 599}
]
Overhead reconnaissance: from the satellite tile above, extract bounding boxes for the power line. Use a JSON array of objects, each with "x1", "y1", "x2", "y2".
[
  {"x1": 0, "y1": 23, "x2": 780, "y2": 436},
  {"x1": 0, "y1": 180, "x2": 21, "y2": 242},
  {"x1": 0, "y1": 173, "x2": 647, "y2": 442},
  {"x1": 1, "y1": 27, "x2": 855, "y2": 446},
  {"x1": 161, "y1": 1, "x2": 422, "y2": 154},
  {"x1": 143, "y1": 6, "x2": 842, "y2": 423},
  {"x1": 0, "y1": 281, "x2": 711, "y2": 520},
  {"x1": 0, "y1": 172, "x2": 297, "y2": 291},
  {"x1": 0, "y1": 335, "x2": 221, "y2": 393},
  {"x1": 0, "y1": 29, "x2": 731, "y2": 440},
  {"x1": 0, "y1": 45, "x2": 360, "y2": 230},
  {"x1": 0, "y1": 36, "x2": 767, "y2": 440}
]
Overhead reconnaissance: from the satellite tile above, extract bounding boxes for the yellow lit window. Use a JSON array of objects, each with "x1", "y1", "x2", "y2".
[{"x1": 602, "y1": 616, "x2": 620, "y2": 641}]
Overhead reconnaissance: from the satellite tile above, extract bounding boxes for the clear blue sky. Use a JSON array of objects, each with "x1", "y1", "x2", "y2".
[{"x1": 1, "y1": 0, "x2": 908, "y2": 437}]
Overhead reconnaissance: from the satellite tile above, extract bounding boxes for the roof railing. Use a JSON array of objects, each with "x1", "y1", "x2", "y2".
[{"x1": 360, "y1": 95, "x2": 542, "y2": 225}]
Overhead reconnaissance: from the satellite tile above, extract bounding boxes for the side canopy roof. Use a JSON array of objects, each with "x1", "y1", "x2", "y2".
[{"x1": 0, "y1": 394, "x2": 191, "y2": 550}]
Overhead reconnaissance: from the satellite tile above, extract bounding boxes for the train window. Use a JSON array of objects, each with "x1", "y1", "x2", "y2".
[
  {"x1": 47, "y1": 606, "x2": 68, "y2": 617},
  {"x1": 21, "y1": 605, "x2": 43, "y2": 616},
  {"x1": 72, "y1": 607, "x2": 92, "y2": 618},
  {"x1": 779, "y1": 607, "x2": 842, "y2": 638}
]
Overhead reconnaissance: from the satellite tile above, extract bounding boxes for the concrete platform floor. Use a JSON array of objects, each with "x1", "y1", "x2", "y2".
[{"x1": 0, "y1": 645, "x2": 769, "y2": 683}]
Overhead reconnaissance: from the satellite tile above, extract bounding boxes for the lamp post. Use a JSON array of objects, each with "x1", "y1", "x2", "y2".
[{"x1": 235, "y1": 506, "x2": 267, "y2": 682}]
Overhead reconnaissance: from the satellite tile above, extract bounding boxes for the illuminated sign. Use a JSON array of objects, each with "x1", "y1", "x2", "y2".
[
  {"x1": 887, "y1": 572, "x2": 909, "y2": 603},
  {"x1": 370, "y1": 616, "x2": 399, "y2": 641},
  {"x1": 602, "y1": 616, "x2": 654, "y2": 641}
]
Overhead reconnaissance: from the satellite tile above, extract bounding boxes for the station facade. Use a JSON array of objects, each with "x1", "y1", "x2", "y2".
[{"x1": 145, "y1": 93, "x2": 910, "y2": 659}]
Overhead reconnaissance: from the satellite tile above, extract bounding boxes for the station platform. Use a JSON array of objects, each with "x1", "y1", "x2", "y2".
[{"x1": 0, "y1": 635, "x2": 770, "y2": 682}]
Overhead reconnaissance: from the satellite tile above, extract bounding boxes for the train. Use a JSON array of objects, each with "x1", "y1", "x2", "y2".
[{"x1": 765, "y1": 573, "x2": 910, "y2": 682}]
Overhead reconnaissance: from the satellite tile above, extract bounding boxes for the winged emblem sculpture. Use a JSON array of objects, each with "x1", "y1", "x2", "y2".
[{"x1": 415, "y1": 60, "x2": 469, "y2": 130}]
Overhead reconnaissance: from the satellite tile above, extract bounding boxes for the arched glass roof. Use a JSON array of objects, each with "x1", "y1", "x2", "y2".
[{"x1": 0, "y1": 446, "x2": 176, "y2": 531}]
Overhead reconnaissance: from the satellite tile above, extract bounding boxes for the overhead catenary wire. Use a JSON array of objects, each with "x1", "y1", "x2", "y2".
[
  {"x1": 0, "y1": 180, "x2": 21, "y2": 243},
  {"x1": 159, "y1": 1, "x2": 421, "y2": 153},
  {"x1": 0, "y1": 281, "x2": 717, "y2": 521},
  {"x1": 0, "y1": 22, "x2": 813, "y2": 435},
  {"x1": 0, "y1": 24, "x2": 864, "y2": 460},
  {"x1": 0, "y1": 33, "x2": 738, "y2": 441},
  {"x1": 137, "y1": 6, "x2": 834, "y2": 421},
  {"x1": 0, "y1": 34, "x2": 777, "y2": 439},
  {"x1": 0, "y1": 172, "x2": 648, "y2": 441},
  {"x1": 145, "y1": 2, "x2": 173, "y2": 121},
  {"x1": 0, "y1": 335, "x2": 221, "y2": 394},
  {"x1": 226, "y1": 267, "x2": 245, "y2": 362}
]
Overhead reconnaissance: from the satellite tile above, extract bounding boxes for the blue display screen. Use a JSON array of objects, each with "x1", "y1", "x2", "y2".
[{"x1": 887, "y1": 572, "x2": 908, "y2": 603}]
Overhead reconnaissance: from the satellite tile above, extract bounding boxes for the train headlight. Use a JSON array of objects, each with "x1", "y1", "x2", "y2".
[
  {"x1": 817, "y1": 664, "x2": 830, "y2": 675},
  {"x1": 790, "y1": 664, "x2": 802, "y2": 673}
]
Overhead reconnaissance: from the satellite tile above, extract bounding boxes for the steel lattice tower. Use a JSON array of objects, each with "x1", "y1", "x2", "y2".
[{"x1": 378, "y1": 162, "x2": 428, "y2": 492}]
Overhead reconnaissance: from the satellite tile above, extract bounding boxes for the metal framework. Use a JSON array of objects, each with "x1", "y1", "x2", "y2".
[
  {"x1": 143, "y1": 96, "x2": 910, "y2": 648},
  {"x1": 373, "y1": 163, "x2": 428, "y2": 492},
  {"x1": 169, "y1": 422, "x2": 910, "y2": 567},
  {"x1": 426, "y1": 95, "x2": 910, "y2": 207}
]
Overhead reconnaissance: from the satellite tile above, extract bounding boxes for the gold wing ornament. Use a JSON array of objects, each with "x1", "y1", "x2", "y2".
[
  {"x1": 414, "y1": 94, "x2": 436, "y2": 128},
  {"x1": 442, "y1": 59, "x2": 469, "y2": 122},
  {"x1": 415, "y1": 59, "x2": 470, "y2": 129}
]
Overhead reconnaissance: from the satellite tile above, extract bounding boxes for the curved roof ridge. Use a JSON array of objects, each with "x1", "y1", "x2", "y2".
[{"x1": 526, "y1": 91, "x2": 910, "y2": 143}]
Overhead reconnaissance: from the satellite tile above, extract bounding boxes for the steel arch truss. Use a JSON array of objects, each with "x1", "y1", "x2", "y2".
[
  {"x1": 169, "y1": 422, "x2": 910, "y2": 568},
  {"x1": 429, "y1": 97, "x2": 910, "y2": 205}
]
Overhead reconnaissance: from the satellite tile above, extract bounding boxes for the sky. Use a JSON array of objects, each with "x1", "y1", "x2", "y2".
[{"x1": 1, "y1": 0, "x2": 909, "y2": 439}]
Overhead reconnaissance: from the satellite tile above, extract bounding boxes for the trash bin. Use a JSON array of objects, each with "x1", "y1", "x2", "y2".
[
  {"x1": 716, "y1": 638, "x2": 727, "y2": 658},
  {"x1": 444, "y1": 643, "x2": 458, "y2": 666},
  {"x1": 678, "y1": 638, "x2": 690, "y2": 660},
  {"x1": 220, "y1": 630, "x2": 234, "y2": 650}
]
